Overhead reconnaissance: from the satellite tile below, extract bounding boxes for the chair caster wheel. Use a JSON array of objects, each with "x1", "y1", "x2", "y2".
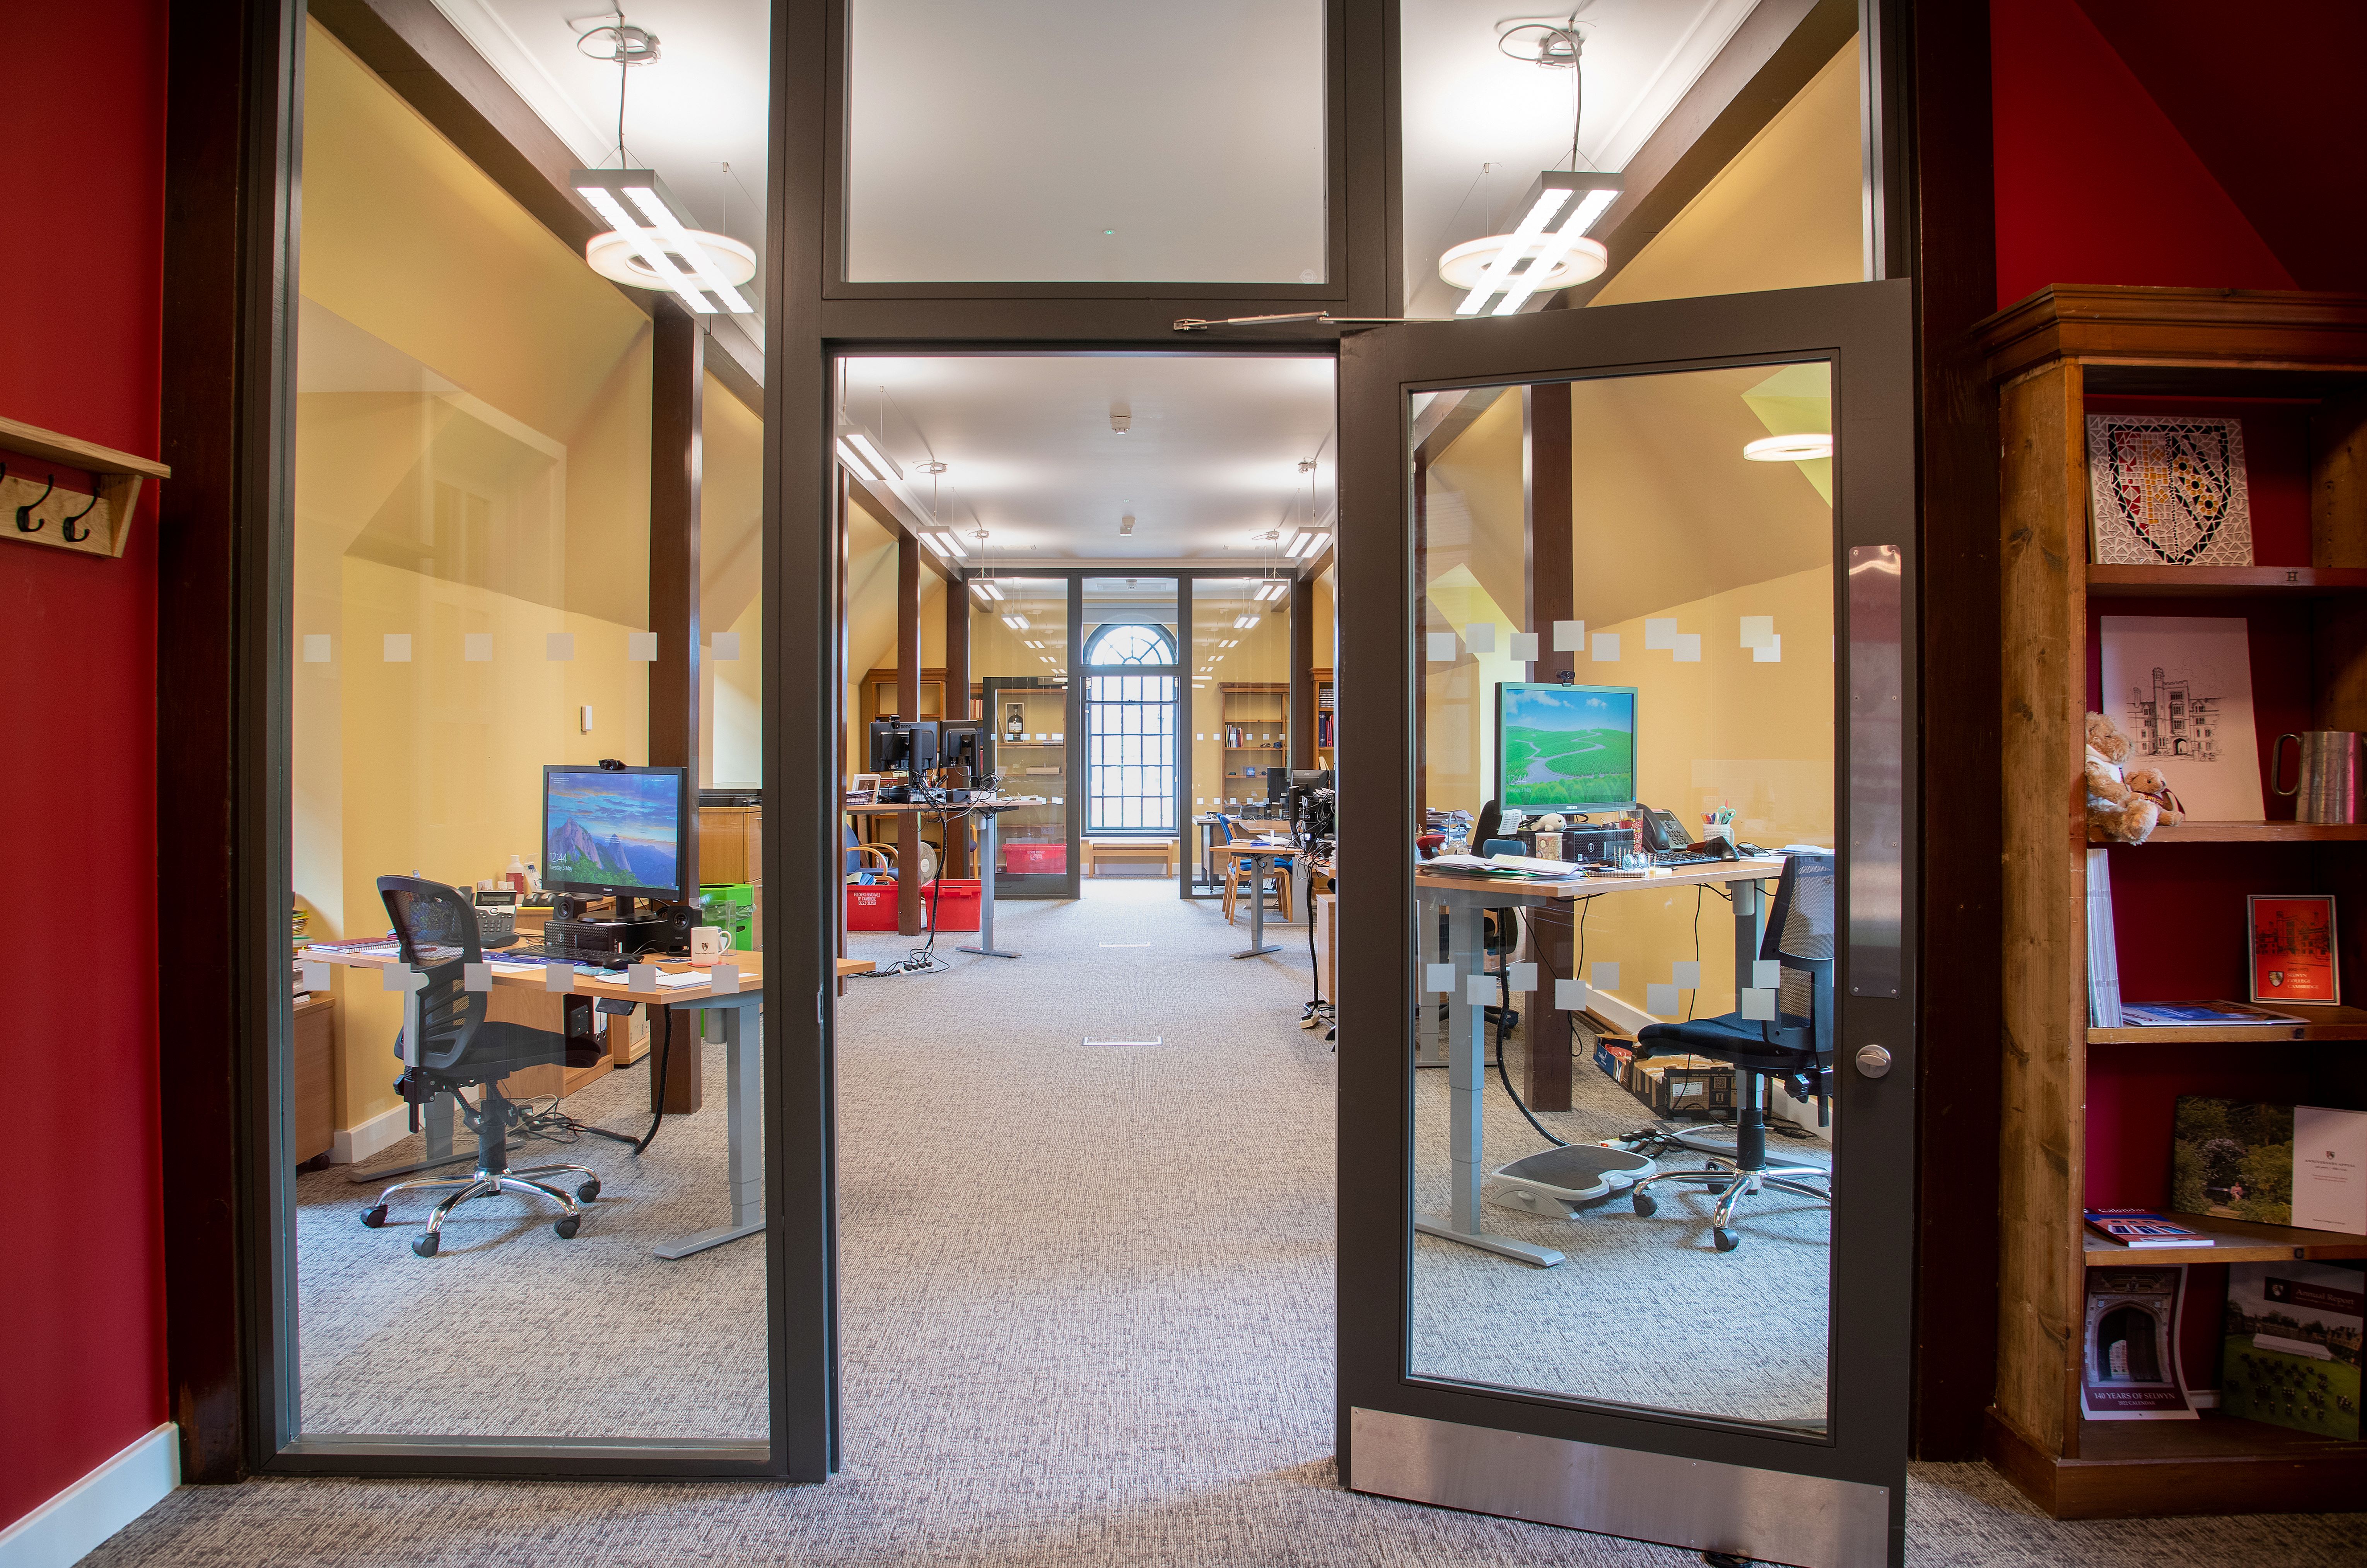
[
  {"x1": 1714, "y1": 1228, "x2": 1740, "y2": 1253},
  {"x1": 1632, "y1": 1191, "x2": 1657, "y2": 1217},
  {"x1": 412, "y1": 1233, "x2": 440, "y2": 1257},
  {"x1": 360, "y1": 1204, "x2": 388, "y2": 1228},
  {"x1": 577, "y1": 1179, "x2": 601, "y2": 1202},
  {"x1": 554, "y1": 1215, "x2": 581, "y2": 1240}
]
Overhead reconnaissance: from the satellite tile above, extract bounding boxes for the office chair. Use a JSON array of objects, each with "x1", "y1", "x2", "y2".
[
  {"x1": 1625, "y1": 852, "x2": 1835, "y2": 1253},
  {"x1": 844, "y1": 823, "x2": 896, "y2": 880},
  {"x1": 1217, "y1": 816, "x2": 1288, "y2": 926},
  {"x1": 359, "y1": 876, "x2": 607, "y2": 1257}
]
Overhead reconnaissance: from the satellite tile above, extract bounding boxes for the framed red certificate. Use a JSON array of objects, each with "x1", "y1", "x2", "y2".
[{"x1": 2248, "y1": 894, "x2": 2340, "y2": 1006}]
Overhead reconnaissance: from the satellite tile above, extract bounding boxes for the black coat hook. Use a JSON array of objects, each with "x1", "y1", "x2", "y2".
[
  {"x1": 58, "y1": 487, "x2": 99, "y2": 544},
  {"x1": 15, "y1": 474, "x2": 55, "y2": 534}
]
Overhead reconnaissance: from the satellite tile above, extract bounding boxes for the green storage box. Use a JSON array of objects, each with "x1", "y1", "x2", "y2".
[{"x1": 698, "y1": 882, "x2": 755, "y2": 950}]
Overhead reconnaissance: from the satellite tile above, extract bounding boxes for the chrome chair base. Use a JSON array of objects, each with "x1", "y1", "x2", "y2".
[
  {"x1": 1629, "y1": 1159, "x2": 1830, "y2": 1252},
  {"x1": 362, "y1": 1161, "x2": 600, "y2": 1255}
]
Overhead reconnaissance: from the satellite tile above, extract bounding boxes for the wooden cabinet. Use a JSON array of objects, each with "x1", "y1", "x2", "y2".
[
  {"x1": 292, "y1": 992, "x2": 335, "y2": 1165},
  {"x1": 1988, "y1": 286, "x2": 2367, "y2": 1519},
  {"x1": 700, "y1": 804, "x2": 762, "y2": 887}
]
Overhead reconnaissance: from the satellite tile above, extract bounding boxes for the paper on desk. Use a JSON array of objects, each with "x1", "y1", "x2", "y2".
[
  {"x1": 487, "y1": 961, "x2": 541, "y2": 975},
  {"x1": 654, "y1": 970, "x2": 712, "y2": 989}
]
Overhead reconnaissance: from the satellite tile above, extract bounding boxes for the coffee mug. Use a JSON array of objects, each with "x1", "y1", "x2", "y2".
[{"x1": 690, "y1": 926, "x2": 736, "y2": 966}]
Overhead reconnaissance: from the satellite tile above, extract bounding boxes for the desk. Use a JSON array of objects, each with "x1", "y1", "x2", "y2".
[
  {"x1": 1412, "y1": 857, "x2": 1784, "y2": 1268},
  {"x1": 1226, "y1": 843, "x2": 1306, "y2": 960},
  {"x1": 1189, "y1": 815, "x2": 1225, "y2": 891},
  {"x1": 304, "y1": 945, "x2": 800, "y2": 1260},
  {"x1": 846, "y1": 797, "x2": 1042, "y2": 959}
]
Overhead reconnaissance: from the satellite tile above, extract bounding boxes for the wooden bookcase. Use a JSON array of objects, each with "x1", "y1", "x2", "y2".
[
  {"x1": 1988, "y1": 287, "x2": 2367, "y2": 1518},
  {"x1": 1219, "y1": 681, "x2": 1289, "y2": 803}
]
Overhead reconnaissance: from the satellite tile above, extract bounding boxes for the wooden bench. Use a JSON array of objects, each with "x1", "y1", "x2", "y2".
[{"x1": 1084, "y1": 838, "x2": 1176, "y2": 876}]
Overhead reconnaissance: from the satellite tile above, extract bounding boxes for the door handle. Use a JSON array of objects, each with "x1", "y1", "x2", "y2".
[{"x1": 1854, "y1": 1044, "x2": 1893, "y2": 1079}]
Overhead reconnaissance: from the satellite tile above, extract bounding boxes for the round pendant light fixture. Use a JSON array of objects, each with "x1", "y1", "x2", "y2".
[
  {"x1": 586, "y1": 227, "x2": 757, "y2": 293},
  {"x1": 1742, "y1": 434, "x2": 1835, "y2": 463},
  {"x1": 1437, "y1": 232, "x2": 1607, "y2": 295}
]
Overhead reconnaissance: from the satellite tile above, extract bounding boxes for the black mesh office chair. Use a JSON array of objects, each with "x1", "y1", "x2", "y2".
[
  {"x1": 1626, "y1": 852, "x2": 1835, "y2": 1252},
  {"x1": 359, "y1": 876, "x2": 606, "y2": 1257}
]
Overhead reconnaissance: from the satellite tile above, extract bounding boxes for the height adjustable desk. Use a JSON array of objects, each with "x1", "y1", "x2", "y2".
[
  {"x1": 307, "y1": 946, "x2": 871, "y2": 1260},
  {"x1": 1411, "y1": 857, "x2": 1786, "y2": 1267},
  {"x1": 845, "y1": 795, "x2": 1044, "y2": 959}
]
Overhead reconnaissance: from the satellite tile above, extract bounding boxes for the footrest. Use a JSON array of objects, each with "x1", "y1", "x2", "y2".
[{"x1": 1486, "y1": 1144, "x2": 1657, "y2": 1219}]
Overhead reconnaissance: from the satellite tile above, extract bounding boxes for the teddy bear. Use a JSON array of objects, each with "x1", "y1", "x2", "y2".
[
  {"x1": 2085, "y1": 711, "x2": 2160, "y2": 844},
  {"x1": 2124, "y1": 765, "x2": 2185, "y2": 829}
]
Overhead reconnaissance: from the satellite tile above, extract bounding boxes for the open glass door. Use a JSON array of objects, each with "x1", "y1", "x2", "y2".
[{"x1": 1336, "y1": 280, "x2": 1916, "y2": 1568}]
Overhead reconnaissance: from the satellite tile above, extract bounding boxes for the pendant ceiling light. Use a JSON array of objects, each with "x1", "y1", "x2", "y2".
[
  {"x1": 1742, "y1": 434, "x2": 1835, "y2": 462},
  {"x1": 1442, "y1": 16, "x2": 1621, "y2": 316},
  {"x1": 571, "y1": 12, "x2": 754, "y2": 315}
]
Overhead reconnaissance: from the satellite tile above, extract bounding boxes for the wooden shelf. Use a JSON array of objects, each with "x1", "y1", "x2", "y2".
[
  {"x1": 2089, "y1": 1003, "x2": 2367, "y2": 1044},
  {"x1": 2143, "y1": 820, "x2": 2367, "y2": 842},
  {"x1": 2088, "y1": 564, "x2": 2367, "y2": 596},
  {"x1": 2082, "y1": 1214, "x2": 2367, "y2": 1264},
  {"x1": 1991, "y1": 1407, "x2": 2367, "y2": 1519}
]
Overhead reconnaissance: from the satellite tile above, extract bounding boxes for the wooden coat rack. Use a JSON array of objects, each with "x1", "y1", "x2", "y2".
[{"x1": 0, "y1": 413, "x2": 171, "y2": 559}]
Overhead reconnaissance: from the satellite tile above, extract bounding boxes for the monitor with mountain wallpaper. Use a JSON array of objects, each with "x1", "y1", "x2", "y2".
[{"x1": 542, "y1": 764, "x2": 688, "y2": 902}]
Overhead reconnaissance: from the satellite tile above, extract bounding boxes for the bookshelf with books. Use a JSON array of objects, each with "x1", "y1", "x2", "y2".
[
  {"x1": 1313, "y1": 670, "x2": 1335, "y2": 770},
  {"x1": 1991, "y1": 287, "x2": 2367, "y2": 1518},
  {"x1": 1217, "y1": 681, "x2": 1288, "y2": 807}
]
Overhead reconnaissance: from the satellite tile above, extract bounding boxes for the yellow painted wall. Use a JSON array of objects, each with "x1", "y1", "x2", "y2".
[
  {"x1": 704, "y1": 371, "x2": 765, "y2": 787},
  {"x1": 1590, "y1": 42, "x2": 1863, "y2": 309}
]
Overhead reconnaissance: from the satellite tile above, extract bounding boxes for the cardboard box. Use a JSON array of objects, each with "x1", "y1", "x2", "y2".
[
  {"x1": 1632, "y1": 1054, "x2": 1736, "y2": 1120},
  {"x1": 1592, "y1": 1040, "x2": 1633, "y2": 1084},
  {"x1": 2220, "y1": 1261, "x2": 2363, "y2": 1440}
]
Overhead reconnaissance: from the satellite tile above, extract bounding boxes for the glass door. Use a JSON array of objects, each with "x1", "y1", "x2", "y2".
[{"x1": 1336, "y1": 281, "x2": 1915, "y2": 1568}]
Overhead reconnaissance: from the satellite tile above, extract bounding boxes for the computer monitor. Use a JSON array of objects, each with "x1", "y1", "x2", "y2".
[
  {"x1": 542, "y1": 764, "x2": 688, "y2": 903},
  {"x1": 1264, "y1": 768, "x2": 1289, "y2": 807},
  {"x1": 1494, "y1": 682, "x2": 1638, "y2": 815},
  {"x1": 939, "y1": 722, "x2": 983, "y2": 778},
  {"x1": 868, "y1": 716, "x2": 939, "y2": 774}
]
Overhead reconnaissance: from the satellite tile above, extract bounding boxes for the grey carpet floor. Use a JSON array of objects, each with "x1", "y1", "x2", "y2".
[{"x1": 94, "y1": 880, "x2": 2367, "y2": 1565}]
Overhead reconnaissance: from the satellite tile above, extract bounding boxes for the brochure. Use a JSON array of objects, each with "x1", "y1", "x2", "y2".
[
  {"x1": 2172, "y1": 1098, "x2": 2367, "y2": 1235},
  {"x1": 2118, "y1": 1001, "x2": 2307, "y2": 1028},
  {"x1": 2086, "y1": 1209, "x2": 2214, "y2": 1248},
  {"x1": 2220, "y1": 1261, "x2": 2364, "y2": 1440},
  {"x1": 2081, "y1": 1264, "x2": 2198, "y2": 1420}
]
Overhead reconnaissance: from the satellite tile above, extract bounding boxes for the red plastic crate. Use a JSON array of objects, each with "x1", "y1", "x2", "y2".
[
  {"x1": 922, "y1": 879, "x2": 981, "y2": 931},
  {"x1": 846, "y1": 882, "x2": 907, "y2": 931},
  {"x1": 1003, "y1": 840, "x2": 1066, "y2": 874}
]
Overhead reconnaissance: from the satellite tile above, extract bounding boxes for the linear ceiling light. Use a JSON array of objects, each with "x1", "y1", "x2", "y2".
[
  {"x1": 573, "y1": 169, "x2": 755, "y2": 315},
  {"x1": 1743, "y1": 433, "x2": 1834, "y2": 462},
  {"x1": 1444, "y1": 172, "x2": 1622, "y2": 316},
  {"x1": 918, "y1": 531, "x2": 951, "y2": 558},
  {"x1": 1003, "y1": 615, "x2": 1030, "y2": 630},
  {"x1": 843, "y1": 431, "x2": 899, "y2": 482},
  {"x1": 1235, "y1": 615, "x2": 1260, "y2": 630},
  {"x1": 835, "y1": 439, "x2": 881, "y2": 483}
]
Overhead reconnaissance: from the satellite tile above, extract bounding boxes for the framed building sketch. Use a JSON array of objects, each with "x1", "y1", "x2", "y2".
[
  {"x1": 2098, "y1": 615, "x2": 2265, "y2": 823},
  {"x1": 2249, "y1": 893, "x2": 2340, "y2": 1006},
  {"x1": 2087, "y1": 414, "x2": 2253, "y2": 566}
]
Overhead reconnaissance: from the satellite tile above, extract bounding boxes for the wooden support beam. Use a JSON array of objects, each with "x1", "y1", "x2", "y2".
[
  {"x1": 897, "y1": 533, "x2": 924, "y2": 935},
  {"x1": 1523, "y1": 381, "x2": 1575, "y2": 1112},
  {"x1": 649, "y1": 302, "x2": 703, "y2": 1114}
]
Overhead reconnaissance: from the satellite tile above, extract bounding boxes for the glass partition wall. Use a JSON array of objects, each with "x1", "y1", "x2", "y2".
[
  {"x1": 972, "y1": 577, "x2": 1075, "y2": 897},
  {"x1": 1408, "y1": 364, "x2": 1838, "y2": 1431},
  {"x1": 282, "y1": 16, "x2": 769, "y2": 1451}
]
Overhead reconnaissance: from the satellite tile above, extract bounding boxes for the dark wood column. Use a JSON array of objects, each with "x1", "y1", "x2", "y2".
[
  {"x1": 649, "y1": 302, "x2": 703, "y2": 1114},
  {"x1": 1523, "y1": 381, "x2": 1575, "y2": 1111},
  {"x1": 896, "y1": 531, "x2": 924, "y2": 934},
  {"x1": 943, "y1": 574, "x2": 972, "y2": 876},
  {"x1": 1290, "y1": 576, "x2": 1316, "y2": 769}
]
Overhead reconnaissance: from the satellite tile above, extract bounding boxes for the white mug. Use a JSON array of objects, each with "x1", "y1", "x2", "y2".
[{"x1": 690, "y1": 926, "x2": 735, "y2": 966}]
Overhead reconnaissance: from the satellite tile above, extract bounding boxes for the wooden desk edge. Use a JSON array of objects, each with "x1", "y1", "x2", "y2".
[
  {"x1": 1414, "y1": 857, "x2": 1786, "y2": 898},
  {"x1": 302, "y1": 945, "x2": 777, "y2": 1002}
]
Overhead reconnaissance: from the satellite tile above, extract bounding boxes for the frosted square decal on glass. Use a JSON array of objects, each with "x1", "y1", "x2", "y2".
[
  {"x1": 1645, "y1": 618, "x2": 1677, "y2": 651},
  {"x1": 1554, "y1": 977, "x2": 1587, "y2": 1011},
  {"x1": 301, "y1": 962, "x2": 331, "y2": 991},
  {"x1": 1755, "y1": 959, "x2": 1783, "y2": 989},
  {"x1": 1466, "y1": 975, "x2": 1495, "y2": 1006},
  {"x1": 302, "y1": 634, "x2": 333, "y2": 663},
  {"x1": 1674, "y1": 633, "x2": 1701, "y2": 663},
  {"x1": 382, "y1": 964, "x2": 419, "y2": 992},
  {"x1": 464, "y1": 962, "x2": 492, "y2": 992},
  {"x1": 709, "y1": 964, "x2": 741, "y2": 995},
  {"x1": 1427, "y1": 632, "x2": 1458, "y2": 662},
  {"x1": 464, "y1": 633, "x2": 493, "y2": 662},
  {"x1": 1754, "y1": 635, "x2": 1783, "y2": 663},
  {"x1": 1591, "y1": 962, "x2": 1619, "y2": 991},
  {"x1": 1740, "y1": 615, "x2": 1776, "y2": 650},
  {"x1": 1507, "y1": 962, "x2": 1537, "y2": 993},
  {"x1": 1646, "y1": 982, "x2": 1680, "y2": 1015},
  {"x1": 382, "y1": 633, "x2": 412, "y2": 663},
  {"x1": 1590, "y1": 632, "x2": 1620, "y2": 662},
  {"x1": 1510, "y1": 632, "x2": 1538, "y2": 661},
  {"x1": 1672, "y1": 960, "x2": 1701, "y2": 989},
  {"x1": 711, "y1": 632, "x2": 741, "y2": 660},
  {"x1": 1740, "y1": 987, "x2": 1778, "y2": 1021},
  {"x1": 546, "y1": 962, "x2": 575, "y2": 993},
  {"x1": 1462, "y1": 622, "x2": 1496, "y2": 654},
  {"x1": 546, "y1": 632, "x2": 576, "y2": 662},
  {"x1": 628, "y1": 632, "x2": 658, "y2": 661},
  {"x1": 1552, "y1": 619, "x2": 1585, "y2": 652},
  {"x1": 629, "y1": 964, "x2": 659, "y2": 994}
]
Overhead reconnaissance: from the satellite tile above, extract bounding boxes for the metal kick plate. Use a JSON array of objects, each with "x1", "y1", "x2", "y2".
[
  {"x1": 1846, "y1": 545, "x2": 1902, "y2": 998},
  {"x1": 1349, "y1": 1408, "x2": 1891, "y2": 1568}
]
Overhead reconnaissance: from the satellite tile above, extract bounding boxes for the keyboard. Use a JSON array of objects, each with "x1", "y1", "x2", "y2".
[
  {"x1": 504, "y1": 940, "x2": 632, "y2": 968},
  {"x1": 1654, "y1": 852, "x2": 1723, "y2": 868}
]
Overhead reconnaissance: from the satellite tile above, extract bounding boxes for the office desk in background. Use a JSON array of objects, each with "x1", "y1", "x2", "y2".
[
  {"x1": 1412, "y1": 857, "x2": 1784, "y2": 1268},
  {"x1": 845, "y1": 796, "x2": 1044, "y2": 958}
]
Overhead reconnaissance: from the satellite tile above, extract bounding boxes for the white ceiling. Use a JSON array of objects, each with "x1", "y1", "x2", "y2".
[
  {"x1": 1399, "y1": 0, "x2": 1761, "y2": 316},
  {"x1": 840, "y1": 355, "x2": 1336, "y2": 565}
]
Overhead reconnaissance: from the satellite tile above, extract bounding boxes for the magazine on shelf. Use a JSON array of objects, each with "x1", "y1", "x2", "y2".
[
  {"x1": 2087, "y1": 849, "x2": 2121, "y2": 1028},
  {"x1": 2117, "y1": 1001, "x2": 2308, "y2": 1028},
  {"x1": 2085, "y1": 1209, "x2": 2215, "y2": 1248}
]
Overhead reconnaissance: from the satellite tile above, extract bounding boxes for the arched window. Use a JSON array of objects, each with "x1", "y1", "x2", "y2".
[{"x1": 1083, "y1": 622, "x2": 1176, "y2": 666}]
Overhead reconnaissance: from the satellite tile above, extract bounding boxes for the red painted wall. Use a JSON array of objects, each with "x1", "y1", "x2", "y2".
[
  {"x1": 0, "y1": 1, "x2": 169, "y2": 1532},
  {"x1": 1990, "y1": 0, "x2": 2294, "y2": 308}
]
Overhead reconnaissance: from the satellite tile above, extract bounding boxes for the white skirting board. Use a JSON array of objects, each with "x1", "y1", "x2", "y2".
[
  {"x1": 0, "y1": 1423, "x2": 178, "y2": 1568},
  {"x1": 332, "y1": 1100, "x2": 417, "y2": 1165}
]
